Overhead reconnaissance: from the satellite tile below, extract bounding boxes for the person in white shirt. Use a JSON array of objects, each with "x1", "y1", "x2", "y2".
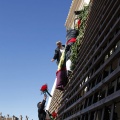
[{"x1": 51, "y1": 41, "x2": 65, "y2": 65}]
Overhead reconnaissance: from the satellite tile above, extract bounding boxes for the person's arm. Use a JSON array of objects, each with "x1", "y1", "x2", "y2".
[
  {"x1": 40, "y1": 100, "x2": 46, "y2": 110},
  {"x1": 39, "y1": 94, "x2": 47, "y2": 111},
  {"x1": 51, "y1": 49, "x2": 59, "y2": 62},
  {"x1": 38, "y1": 94, "x2": 47, "y2": 113}
]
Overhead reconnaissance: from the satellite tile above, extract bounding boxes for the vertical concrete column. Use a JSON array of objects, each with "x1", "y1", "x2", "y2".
[
  {"x1": 93, "y1": 111, "x2": 97, "y2": 120},
  {"x1": 12, "y1": 115, "x2": 14, "y2": 120},
  {"x1": 110, "y1": 104, "x2": 115, "y2": 120},
  {"x1": 7, "y1": 114, "x2": 9, "y2": 120},
  {"x1": 25, "y1": 116, "x2": 28, "y2": 120},
  {"x1": 19, "y1": 115, "x2": 22, "y2": 120},
  {"x1": 101, "y1": 107, "x2": 105, "y2": 120}
]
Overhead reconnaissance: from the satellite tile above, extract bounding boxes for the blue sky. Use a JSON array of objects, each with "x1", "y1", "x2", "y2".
[{"x1": 0, "y1": 0, "x2": 72, "y2": 119}]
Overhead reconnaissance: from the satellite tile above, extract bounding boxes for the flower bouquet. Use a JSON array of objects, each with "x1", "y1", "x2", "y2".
[
  {"x1": 51, "y1": 111, "x2": 57, "y2": 119},
  {"x1": 40, "y1": 84, "x2": 52, "y2": 97}
]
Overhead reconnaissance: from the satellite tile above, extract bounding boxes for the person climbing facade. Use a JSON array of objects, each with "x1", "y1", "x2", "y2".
[{"x1": 51, "y1": 41, "x2": 65, "y2": 65}]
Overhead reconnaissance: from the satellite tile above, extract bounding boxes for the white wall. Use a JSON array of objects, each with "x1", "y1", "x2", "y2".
[{"x1": 46, "y1": 78, "x2": 57, "y2": 110}]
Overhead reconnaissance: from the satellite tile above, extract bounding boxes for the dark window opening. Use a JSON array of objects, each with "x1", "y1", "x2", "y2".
[
  {"x1": 96, "y1": 74, "x2": 102, "y2": 84},
  {"x1": 103, "y1": 106, "x2": 112, "y2": 120},
  {"x1": 96, "y1": 109, "x2": 102, "y2": 120},
  {"x1": 91, "y1": 69, "x2": 94, "y2": 76},
  {"x1": 85, "y1": 113, "x2": 88, "y2": 120},
  {"x1": 80, "y1": 104, "x2": 84, "y2": 110},
  {"x1": 95, "y1": 63, "x2": 100, "y2": 71},
  {"x1": 99, "y1": 90, "x2": 105, "y2": 100},
  {"x1": 81, "y1": 115, "x2": 85, "y2": 120},
  {"x1": 111, "y1": 58, "x2": 119, "y2": 73},
  {"x1": 107, "y1": 80, "x2": 116, "y2": 96},
  {"x1": 117, "y1": 77, "x2": 120, "y2": 91},
  {"x1": 113, "y1": 102, "x2": 120, "y2": 120},
  {"x1": 93, "y1": 92, "x2": 99, "y2": 103},
  {"x1": 94, "y1": 55, "x2": 97, "y2": 61},
  {"x1": 84, "y1": 98, "x2": 88, "y2": 108},
  {"x1": 91, "y1": 79, "x2": 96, "y2": 89},
  {"x1": 100, "y1": 60, "x2": 104, "y2": 66},
  {"x1": 88, "y1": 96, "x2": 93, "y2": 106},
  {"x1": 90, "y1": 112, "x2": 95, "y2": 120},
  {"x1": 103, "y1": 69, "x2": 109, "y2": 79},
  {"x1": 76, "y1": 106, "x2": 79, "y2": 113},
  {"x1": 109, "y1": 35, "x2": 114, "y2": 43},
  {"x1": 102, "y1": 44, "x2": 107, "y2": 51},
  {"x1": 107, "y1": 85, "x2": 114, "y2": 96},
  {"x1": 115, "y1": 26, "x2": 120, "y2": 34},
  {"x1": 77, "y1": 116, "x2": 81, "y2": 120},
  {"x1": 87, "y1": 84, "x2": 91, "y2": 91}
]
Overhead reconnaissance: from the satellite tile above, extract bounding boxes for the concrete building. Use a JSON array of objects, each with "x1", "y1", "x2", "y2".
[
  {"x1": 0, "y1": 114, "x2": 18, "y2": 120},
  {"x1": 46, "y1": 78, "x2": 63, "y2": 113},
  {"x1": 65, "y1": 0, "x2": 90, "y2": 29},
  {"x1": 47, "y1": 0, "x2": 91, "y2": 117},
  {"x1": 0, "y1": 113, "x2": 29, "y2": 120},
  {"x1": 57, "y1": 0, "x2": 120, "y2": 120}
]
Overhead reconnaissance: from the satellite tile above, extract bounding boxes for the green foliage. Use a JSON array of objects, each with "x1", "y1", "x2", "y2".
[{"x1": 70, "y1": 5, "x2": 89, "y2": 70}]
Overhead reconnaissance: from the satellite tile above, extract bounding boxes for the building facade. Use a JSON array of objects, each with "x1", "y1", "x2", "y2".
[
  {"x1": 0, "y1": 114, "x2": 28, "y2": 120},
  {"x1": 57, "y1": 0, "x2": 120, "y2": 120},
  {"x1": 47, "y1": 79, "x2": 63, "y2": 113},
  {"x1": 47, "y1": 1, "x2": 91, "y2": 116},
  {"x1": 0, "y1": 114, "x2": 19, "y2": 120}
]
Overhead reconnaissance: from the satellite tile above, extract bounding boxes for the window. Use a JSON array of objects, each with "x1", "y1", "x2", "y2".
[
  {"x1": 111, "y1": 58, "x2": 119, "y2": 72},
  {"x1": 113, "y1": 102, "x2": 120, "y2": 120},
  {"x1": 103, "y1": 106, "x2": 112, "y2": 120},
  {"x1": 116, "y1": 77, "x2": 120, "y2": 91},
  {"x1": 99, "y1": 89, "x2": 106, "y2": 100},
  {"x1": 107, "y1": 80, "x2": 116, "y2": 96},
  {"x1": 91, "y1": 79, "x2": 96, "y2": 89},
  {"x1": 85, "y1": 113, "x2": 88, "y2": 120},
  {"x1": 77, "y1": 116, "x2": 81, "y2": 120},
  {"x1": 88, "y1": 96, "x2": 93, "y2": 106},
  {"x1": 96, "y1": 109, "x2": 102, "y2": 120},
  {"x1": 84, "y1": 98, "x2": 88, "y2": 108},
  {"x1": 93, "y1": 92, "x2": 99, "y2": 103},
  {"x1": 103, "y1": 66, "x2": 110, "y2": 79},
  {"x1": 80, "y1": 103, "x2": 84, "y2": 110},
  {"x1": 96, "y1": 74, "x2": 102, "y2": 84},
  {"x1": 90, "y1": 111, "x2": 96, "y2": 120}
]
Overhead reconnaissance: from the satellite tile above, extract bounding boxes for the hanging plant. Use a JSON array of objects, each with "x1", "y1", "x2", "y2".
[{"x1": 70, "y1": 5, "x2": 90, "y2": 70}]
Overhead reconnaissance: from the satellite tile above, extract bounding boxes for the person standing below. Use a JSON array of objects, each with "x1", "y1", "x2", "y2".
[
  {"x1": 51, "y1": 41, "x2": 65, "y2": 65},
  {"x1": 37, "y1": 94, "x2": 47, "y2": 120}
]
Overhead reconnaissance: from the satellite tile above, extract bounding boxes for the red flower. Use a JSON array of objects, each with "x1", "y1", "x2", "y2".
[
  {"x1": 40, "y1": 84, "x2": 52, "y2": 97},
  {"x1": 52, "y1": 112, "x2": 57, "y2": 118},
  {"x1": 41, "y1": 84, "x2": 48, "y2": 92},
  {"x1": 78, "y1": 19, "x2": 81, "y2": 28}
]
